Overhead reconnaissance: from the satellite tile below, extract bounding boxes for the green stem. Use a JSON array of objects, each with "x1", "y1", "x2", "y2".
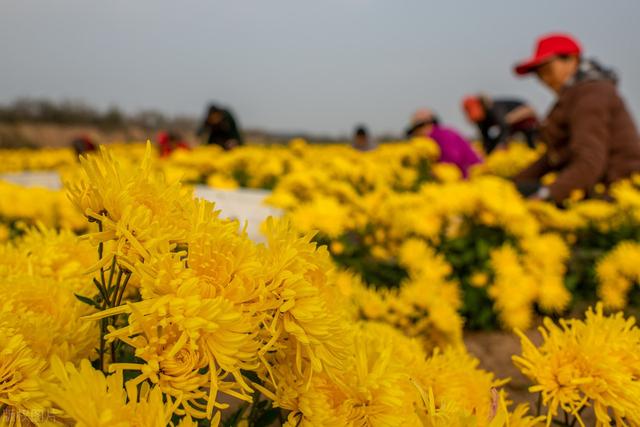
[
  {"x1": 115, "y1": 271, "x2": 131, "y2": 307},
  {"x1": 97, "y1": 220, "x2": 104, "y2": 258},
  {"x1": 247, "y1": 389, "x2": 262, "y2": 426},
  {"x1": 248, "y1": 400, "x2": 258, "y2": 424},
  {"x1": 93, "y1": 278, "x2": 109, "y2": 305},
  {"x1": 97, "y1": 222, "x2": 107, "y2": 291},
  {"x1": 110, "y1": 269, "x2": 124, "y2": 307},
  {"x1": 109, "y1": 331, "x2": 116, "y2": 364},
  {"x1": 108, "y1": 267, "x2": 125, "y2": 365},
  {"x1": 95, "y1": 220, "x2": 108, "y2": 372},
  {"x1": 99, "y1": 317, "x2": 107, "y2": 372},
  {"x1": 106, "y1": 255, "x2": 117, "y2": 295}
]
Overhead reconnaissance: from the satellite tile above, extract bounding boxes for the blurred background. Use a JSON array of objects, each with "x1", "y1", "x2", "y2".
[{"x1": 1, "y1": 0, "x2": 639, "y2": 146}]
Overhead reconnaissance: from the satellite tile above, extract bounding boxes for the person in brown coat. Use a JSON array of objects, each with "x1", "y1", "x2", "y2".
[{"x1": 513, "y1": 33, "x2": 640, "y2": 203}]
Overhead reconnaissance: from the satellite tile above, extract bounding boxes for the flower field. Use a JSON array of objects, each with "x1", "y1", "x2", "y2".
[{"x1": 1, "y1": 141, "x2": 640, "y2": 426}]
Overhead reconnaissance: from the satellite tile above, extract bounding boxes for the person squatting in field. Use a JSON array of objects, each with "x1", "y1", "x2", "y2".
[
  {"x1": 197, "y1": 104, "x2": 243, "y2": 151},
  {"x1": 462, "y1": 94, "x2": 539, "y2": 154},
  {"x1": 513, "y1": 33, "x2": 640, "y2": 203},
  {"x1": 406, "y1": 108, "x2": 483, "y2": 178},
  {"x1": 352, "y1": 125, "x2": 377, "y2": 152}
]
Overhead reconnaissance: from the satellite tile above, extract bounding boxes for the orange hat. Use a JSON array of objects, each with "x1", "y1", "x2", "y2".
[{"x1": 462, "y1": 96, "x2": 485, "y2": 123}]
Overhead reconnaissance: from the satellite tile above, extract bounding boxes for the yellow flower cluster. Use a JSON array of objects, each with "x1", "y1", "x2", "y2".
[
  {"x1": 527, "y1": 176, "x2": 640, "y2": 233},
  {"x1": 471, "y1": 143, "x2": 544, "y2": 178},
  {"x1": 0, "y1": 226, "x2": 99, "y2": 423},
  {"x1": 0, "y1": 143, "x2": 150, "y2": 174},
  {"x1": 5, "y1": 141, "x2": 640, "y2": 333},
  {"x1": 62, "y1": 145, "x2": 353, "y2": 422},
  {"x1": 514, "y1": 304, "x2": 640, "y2": 426},
  {"x1": 489, "y1": 234, "x2": 571, "y2": 330},
  {"x1": 345, "y1": 238, "x2": 464, "y2": 352},
  {"x1": 5, "y1": 142, "x2": 640, "y2": 424},
  {"x1": 596, "y1": 241, "x2": 640, "y2": 309},
  {"x1": 0, "y1": 147, "x2": 77, "y2": 173},
  {"x1": 529, "y1": 198, "x2": 623, "y2": 233},
  {"x1": 278, "y1": 173, "x2": 569, "y2": 330},
  {"x1": 0, "y1": 180, "x2": 85, "y2": 233},
  {"x1": 262, "y1": 320, "x2": 541, "y2": 427},
  {"x1": 43, "y1": 357, "x2": 189, "y2": 427},
  {"x1": 0, "y1": 143, "x2": 553, "y2": 426}
]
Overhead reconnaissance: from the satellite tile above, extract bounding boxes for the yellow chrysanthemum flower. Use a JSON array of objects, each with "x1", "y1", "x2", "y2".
[
  {"x1": 596, "y1": 241, "x2": 640, "y2": 309},
  {"x1": 44, "y1": 357, "x2": 177, "y2": 427},
  {"x1": 0, "y1": 327, "x2": 49, "y2": 425},
  {"x1": 513, "y1": 304, "x2": 640, "y2": 426}
]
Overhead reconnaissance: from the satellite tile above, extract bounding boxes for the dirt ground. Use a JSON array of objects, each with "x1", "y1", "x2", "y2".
[
  {"x1": 0, "y1": 122, "x2": 287, "y2": 149},
  {"x1": 0, "y1": 122, "x2": 165, "y2": 148},
  {"x1": 465, "y1": 330, "x2": 597, "y2": 425}
]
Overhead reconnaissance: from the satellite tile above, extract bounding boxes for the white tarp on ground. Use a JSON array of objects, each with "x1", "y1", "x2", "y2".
[
  {"x1": 192, "y1": 187, "x2": 280, "y2": 242},
  {"x1": 0, "y1": 172, "x2": 280, "y2": 242}
]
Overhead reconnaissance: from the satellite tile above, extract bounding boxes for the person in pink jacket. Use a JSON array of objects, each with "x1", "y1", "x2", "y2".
[{"x1": 406, "y1": 109, "x2": 483, "y2": 177}]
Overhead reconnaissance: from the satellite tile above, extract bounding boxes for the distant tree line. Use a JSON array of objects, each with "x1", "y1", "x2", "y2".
[
  {"x1": 0, "y1": 98, "x2": 404, "y2": 145},
  {"x1": 0, "y1": 98, "x2": 197, "y2": 131}
]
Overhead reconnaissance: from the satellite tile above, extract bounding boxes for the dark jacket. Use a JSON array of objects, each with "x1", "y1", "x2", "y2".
[
  {"x1": 515, "y1": 60, "x2": 640, "y2": 202},
  {"x1": 197, "y1": 108, "x2": 243, "y2": 149},
  {"x1": 479, "y1": 99, "x2": 528, "y2": 153}
]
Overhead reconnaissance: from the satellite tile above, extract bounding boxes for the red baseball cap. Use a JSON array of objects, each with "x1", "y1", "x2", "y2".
[{"x1": 514, "y1": 33, "x2": 582, "y2": 75}]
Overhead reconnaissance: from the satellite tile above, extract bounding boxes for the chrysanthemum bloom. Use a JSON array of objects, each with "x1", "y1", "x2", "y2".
[
  {"x1": 67, "y1": 144, "x2": 194, "y2": 275},
  {"x1": 416, "y1": 347, "x2": 508, "y2": 424},
  {"x1": 0, "y1": 228, "x2": 98, "y2": 363},
  {"x1": 596, "y1": 241, "x2": 640, "y2": 309},
  {"x1": 359, "y1": 237, "x2": 465, "y2": 351},
  {"x1": 0, "y1": 276, "x2": 98, "y2": 363},
  {"x1": 265, "y1": 322, "x2": 425, "y2": 427},
  {"x1": 513, "y1": 304, "x2": 640, "y2": 426},
  {"x1": 0, "y1": 327, "x2": 49, "y2": 425},
  {"x1": 287, "y1": 196, "x2": 353, "y2": 239},
  {"x1": 43, "y1": 357, "x2": 181, "y2": 427},
  {"x1": 88, "y1": 293, "x2": 260, "y2": 421},
  {"x1": 474, "y1": 143, "x2": 542, "y2": 178},
  {"x1": 489, "y1": 245, "x2": 538, "y2": 330},
  {"x1": 182, "y1": 200, "x2": 264, "y2": 303},
  {"x1": 0, "y1": 180, "x2": 84, "y2": 232},
  {"x1": 521, "y1": 233, "x2": 570, "y2": 312},
  {"x1": 72, "y1": 145, "x2": 358, "y2": 425},
  {"x1": 268, "y1": 322, "x2": 534, "y2": 427},
  {"x1": 0, "y1": 226, "x2": 96, "y2": 283},
  {"x1": 257, "y1": 218, "x2": 352, "y2": 380},
  {"x1": 526, "y1": 200, "x2": 585, "y2": 231}
]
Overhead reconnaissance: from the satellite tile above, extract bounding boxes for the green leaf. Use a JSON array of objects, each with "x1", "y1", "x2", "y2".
[
  {"x1": 221, "y1": 405, "x2": 247, "y2": 427},
  {"x1": 254, "y1": 408, "x2": 281, "y2": 427},
  {"x1": 107, "y1": 285, "x2": 118, "y2": 297},
  {"x1": 74, "y1": 293, "x2": 101, "y2": 309}
]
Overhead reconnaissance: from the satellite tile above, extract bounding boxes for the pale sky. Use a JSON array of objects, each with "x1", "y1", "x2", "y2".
[{"x1": 1, "y1": 0, "x2": 639, "y2": 137}]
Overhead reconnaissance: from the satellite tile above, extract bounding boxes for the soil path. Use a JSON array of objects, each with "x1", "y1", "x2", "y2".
[{"x1": 465, "y1": 330, "x2": 596, "y2": 425}]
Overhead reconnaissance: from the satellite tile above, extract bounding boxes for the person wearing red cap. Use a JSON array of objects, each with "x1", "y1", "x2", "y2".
[
  {"x1": 462, "y1": 94, "x2": 538, "y2": 154},
  {"x1": 513, "y1": 33, "x2": 640, "y2": 203}
]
